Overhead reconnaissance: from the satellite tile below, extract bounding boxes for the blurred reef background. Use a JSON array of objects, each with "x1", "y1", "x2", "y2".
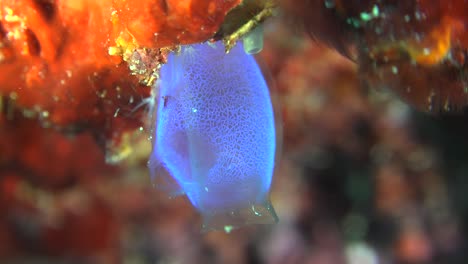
[{"x1": 0, "y1": 0, "x2": 467, "y2": 263}]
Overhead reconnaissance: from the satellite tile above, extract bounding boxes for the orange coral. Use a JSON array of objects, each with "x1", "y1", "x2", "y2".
[{"x1": 0, "y1": 0, "x2": 240, "y2": 129}]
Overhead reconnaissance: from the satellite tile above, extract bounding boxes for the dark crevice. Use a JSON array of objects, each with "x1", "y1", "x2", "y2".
[
  {"x1": 33, "y1": 0, "x2": 56, "y2": 22},
  {"x1": 25, "y1": 28, "x2": 41, "y2": 56},
  {"x1": 0, "y1": 21, "x2": 6, "y2": 40},
  {"x1": 159, "y1": 0, "x2": 169, "y2": 15}
]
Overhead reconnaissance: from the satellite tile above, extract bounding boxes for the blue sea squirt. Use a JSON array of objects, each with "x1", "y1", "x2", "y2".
[{"x1": 149, "y1": 40, "x2": 278, "y2": 231}]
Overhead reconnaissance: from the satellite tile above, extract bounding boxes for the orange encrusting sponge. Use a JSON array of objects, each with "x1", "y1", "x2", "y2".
[{"x1": 0, "y1": 0, "x2": 240, "y2": 127}]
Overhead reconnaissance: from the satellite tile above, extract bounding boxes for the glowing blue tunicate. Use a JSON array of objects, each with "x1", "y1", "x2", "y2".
[{"x1": 149, "y1": 41, "x2": 277, "y2": 231}]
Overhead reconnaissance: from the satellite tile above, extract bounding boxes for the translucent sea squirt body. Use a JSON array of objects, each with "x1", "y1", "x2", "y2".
[{"x1": 149, "y1": 41, "x2": 277, "y2": 231}]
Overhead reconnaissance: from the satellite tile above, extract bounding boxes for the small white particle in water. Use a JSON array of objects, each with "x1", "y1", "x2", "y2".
[
  {"x1": 372, "y1": 5, "x2": 379, "y2": 17},
  {"x1": 415, "y1": 11, "x2": 422, "y2": 20},
  {"x1": 346, "y1": 242, "x2": 378, "y2": 264},
  {"x1": 224, "y1": 225, "x2": 233, "y2": 233}
]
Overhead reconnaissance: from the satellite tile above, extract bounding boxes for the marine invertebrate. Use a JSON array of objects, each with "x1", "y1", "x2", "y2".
[{"x1": 149, "y1": 40, "x2": 277, "y2": 231}]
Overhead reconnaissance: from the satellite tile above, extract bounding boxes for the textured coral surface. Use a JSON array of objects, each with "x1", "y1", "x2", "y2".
[{"x1": 0, "y1": 0, "x2": 239, "y2": 130}]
